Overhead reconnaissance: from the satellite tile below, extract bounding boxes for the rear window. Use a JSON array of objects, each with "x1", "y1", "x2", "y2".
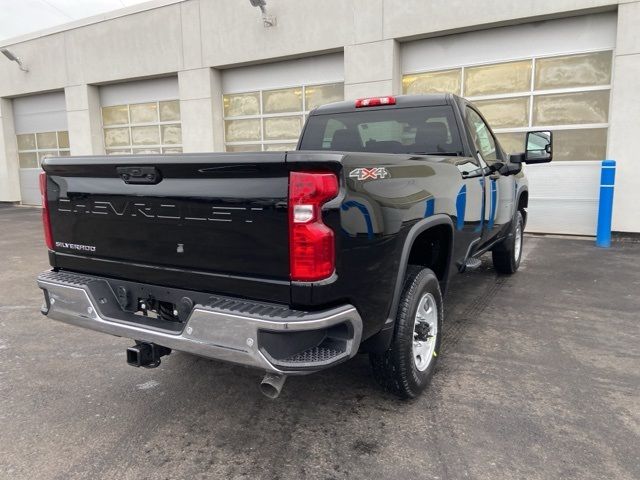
[{"x1": 299, "y1": 106, "x2": 463, "y2": 155}]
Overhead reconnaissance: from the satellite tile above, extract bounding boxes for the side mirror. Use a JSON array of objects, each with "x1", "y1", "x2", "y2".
[{"x1": 524, "y1": 130, "x2": 553, "y2": 164}]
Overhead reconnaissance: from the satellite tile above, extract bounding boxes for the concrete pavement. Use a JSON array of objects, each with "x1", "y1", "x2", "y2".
[{"x1": 0, "y1": 205, "x2": 638, "y2": 480}]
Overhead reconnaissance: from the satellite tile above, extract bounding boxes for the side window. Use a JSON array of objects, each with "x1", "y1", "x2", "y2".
[{"x1": 466, "y1": 107, "x2": 499, "y2": 162}]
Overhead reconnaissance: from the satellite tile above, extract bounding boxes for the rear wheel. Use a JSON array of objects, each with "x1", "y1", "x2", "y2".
[
  {"x1": 369, "y1": 266, "x2": 443, "y2": 399},
  {"x1": 492, "y1": 210, "x2": 524, "y2": 274}
]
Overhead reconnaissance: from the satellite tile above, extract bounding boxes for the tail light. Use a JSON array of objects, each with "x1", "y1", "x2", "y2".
[
  {"x1": 289, "y1": 171, "x2": 339, "y2": 281},
  {"x1": 39, "y1": 171, "x2": 54, "y2": 250}
]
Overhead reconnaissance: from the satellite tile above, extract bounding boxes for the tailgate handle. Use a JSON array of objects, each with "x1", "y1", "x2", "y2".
[{"x1": 117, "y1": 166, "x2": 162, "y2": 184}]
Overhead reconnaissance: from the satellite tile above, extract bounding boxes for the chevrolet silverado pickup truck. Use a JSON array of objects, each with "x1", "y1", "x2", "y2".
[{"x1": 36, "y1": 94, "x2": 552, "y2": 399}]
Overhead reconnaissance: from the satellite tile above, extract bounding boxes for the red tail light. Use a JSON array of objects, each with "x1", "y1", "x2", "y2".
[
  {"x1": 39, "y1": 171, "x2": 54, "y2": 250},
  {"x1": 355, "y1": 96, "x2": 396, "y2": 108},
  {"x1": 289, "y1": 171, "x2": 339, "y2": 281}
]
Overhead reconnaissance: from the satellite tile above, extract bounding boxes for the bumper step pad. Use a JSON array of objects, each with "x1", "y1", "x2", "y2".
[{"x1": 282, "y1": 344, "x2": 344, "y2": 364}]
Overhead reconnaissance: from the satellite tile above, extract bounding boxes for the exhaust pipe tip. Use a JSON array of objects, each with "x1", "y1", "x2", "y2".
[{"x1": 260, "y1": 372, "x2": 287, "y2": 399}]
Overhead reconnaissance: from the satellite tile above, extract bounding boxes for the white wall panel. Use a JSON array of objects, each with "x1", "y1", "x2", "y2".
[
  {"x1": 99, "y1": 77, "x2": 179, "y2": 107},
  {"x1": 19, "y1": 170, "x2": 41, "y2": 205},
  {"x1": 402, "y1": 12, "x2": 616, "y2": 73},
  {"x1": 12, "y1": 92, "x2": 67, "y2": 134},
  {"x1": 221, "y1": 54, "x2": 344, "y2": 94},
  {"x1": 525, "y1": 162, "x2": 601, "y2": 235}
]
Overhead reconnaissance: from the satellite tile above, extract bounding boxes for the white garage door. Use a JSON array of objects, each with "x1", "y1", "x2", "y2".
[
  {"x1": 13, "y1": 92, "x2": 69, "y2": 206},
  {"x1": 401, "y1": 12, "x2": 617, "y2": 235},
  {"x1": 221, "y1": 53, "x2": 344, "y2": 152}
]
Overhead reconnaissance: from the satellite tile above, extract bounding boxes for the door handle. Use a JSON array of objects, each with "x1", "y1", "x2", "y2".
[{"x1": 489, "y1": 173, "x2": 500, "y2": 180}]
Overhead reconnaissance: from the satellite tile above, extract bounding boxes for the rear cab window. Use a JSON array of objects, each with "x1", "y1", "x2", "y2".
[{"x1": 300, "y1": 106, "x2": 464, "y2": 156}]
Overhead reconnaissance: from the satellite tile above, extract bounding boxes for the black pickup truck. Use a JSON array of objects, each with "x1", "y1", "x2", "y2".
[{"x1": 36, "y1": 94, "x2": 552, "y2": 399}]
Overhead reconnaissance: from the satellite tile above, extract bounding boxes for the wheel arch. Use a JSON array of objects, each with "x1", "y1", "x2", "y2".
[
  {"x1": 361, "y1": 215, "x2": 454, "y2": 354},
  {"x1": 517, "y1": 188, "x2": 529, "y2": 227},
  {"x1": 388, "y1": 215, "x2": 454, "y2": 325}
]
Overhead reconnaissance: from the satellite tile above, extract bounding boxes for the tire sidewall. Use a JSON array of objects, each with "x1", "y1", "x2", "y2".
[
  {"x1": 395, "y1": 268, "x2": 443, "y2": 396},
  {"x1": 511, "y1": 211, "x2": 524, "y2": 270}
]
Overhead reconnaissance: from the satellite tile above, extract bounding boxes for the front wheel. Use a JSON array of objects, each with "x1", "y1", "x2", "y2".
[
  {"x1": 492, "y1": 210, "x2": 524, "y2": 274},
  {"x1": 369, "y1": 266, "x2": 443, "y2": 399}
]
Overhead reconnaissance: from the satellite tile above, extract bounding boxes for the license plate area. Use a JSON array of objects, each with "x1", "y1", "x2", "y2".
[{"x1": 88, "y1": 275, "x2": 215, "y2": 331}]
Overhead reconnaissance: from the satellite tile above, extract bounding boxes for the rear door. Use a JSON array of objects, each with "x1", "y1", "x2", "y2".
[{"x1": 43, "y1": 153, "x2": 290, "y2": 293}]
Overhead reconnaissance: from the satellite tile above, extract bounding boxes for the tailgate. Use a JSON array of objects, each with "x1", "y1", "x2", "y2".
[{"x1": 43, "y1": 153, "x2": 290, "y2": 286}]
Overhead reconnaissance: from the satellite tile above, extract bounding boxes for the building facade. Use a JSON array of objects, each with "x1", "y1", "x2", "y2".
[{"x1": 0, "y1": 0, "x2": 638, "y2": 235}]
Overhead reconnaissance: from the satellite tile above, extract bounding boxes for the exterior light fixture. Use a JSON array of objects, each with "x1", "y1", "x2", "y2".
[
  {"x1": 249, "y1": 0, "x2": 276, "y2": 27},
  {"x1": 1, "y1": 48, "x2": 28, "y2": 72}
]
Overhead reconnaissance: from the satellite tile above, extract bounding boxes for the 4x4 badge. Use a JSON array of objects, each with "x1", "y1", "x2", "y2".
[{"x1": 349, "y1": 167, "x2": 390, "y2": 181}]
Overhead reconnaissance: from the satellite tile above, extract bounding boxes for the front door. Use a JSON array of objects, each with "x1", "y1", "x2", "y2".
[
  {"x1": 465, "y1": 107, "x2": 513, "y2": 245},
  {"x1": 452, "y1": 156, "x2": 486, "y2": 259}
]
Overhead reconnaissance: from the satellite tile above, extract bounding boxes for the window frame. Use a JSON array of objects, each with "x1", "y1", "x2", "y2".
[
  {"x1": 223, "y1": 82, "x2": 344, "y2": 152},
  {"x1": 402, "y1": 49, "x2": 613, "y2": 159},
  {"x1": 101, "y1": 100, "x2": 182, "y2": 155},
  {"x1": 16, "y1": 130, "x2": 71, "y2": 169},
  {"x1": 464, "y1": 105, "x2": 503, "y2": 163}
]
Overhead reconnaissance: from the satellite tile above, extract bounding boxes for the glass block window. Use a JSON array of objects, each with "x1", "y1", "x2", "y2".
[
  {"x1": 102, "y1": 100, "x2": 182, "y2": 155},
  {"x1": 402, "y1": 50, "x2": 613, "y2": 160},
  {"x1": 223, "y1": 83, "x2": 343, "y2": 152},
  {"x1": 16, "y1": 131, "x2": 70, "y2": 169}
]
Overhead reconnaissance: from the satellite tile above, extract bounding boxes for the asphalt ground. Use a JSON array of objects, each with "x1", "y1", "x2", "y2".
[{"x1": 1, "y1": 205, "x2": 639, "y2": 480}]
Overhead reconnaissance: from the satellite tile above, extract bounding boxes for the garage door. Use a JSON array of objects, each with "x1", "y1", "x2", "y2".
[
  {"x1": 401, "y1": 12, "x2": 617, "y2": 235},
  {"x1": 13, "y1": 92, "x2": 68, "y2": 206},
  {"x1": 221, "y1": 53, "x2": 344, "y2": 152}
]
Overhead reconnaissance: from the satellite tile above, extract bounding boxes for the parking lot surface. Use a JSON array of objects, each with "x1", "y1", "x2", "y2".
[{"x1": 0, "y1": 205, "x2": 639, "y2": 480}]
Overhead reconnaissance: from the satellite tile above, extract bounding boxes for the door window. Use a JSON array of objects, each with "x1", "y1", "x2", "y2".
[
  {"x1": 223, "y1": 83, "x2": 344, "y2": 152},
  {"x1": 403, "y1": 51, "x2": 613, "y2": 160},
  {"x1": 102, "y1": 100, "x2": 182, "y2": 155},
  {"x1": 16, "y1": 131, "x2": 70, "y2": 168},
  {"x1": 466, "y1": 108, "x2": 499, "y2": 162}
]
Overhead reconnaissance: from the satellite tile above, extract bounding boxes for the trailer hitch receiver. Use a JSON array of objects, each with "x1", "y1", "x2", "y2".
[{"x1": 126, "y1": 342, "x2": 171, "y2": 368}]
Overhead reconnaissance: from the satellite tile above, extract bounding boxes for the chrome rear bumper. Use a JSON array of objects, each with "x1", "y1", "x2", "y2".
[{"x1": 37, "y1": 270, "x2": 362, "y2": 374}]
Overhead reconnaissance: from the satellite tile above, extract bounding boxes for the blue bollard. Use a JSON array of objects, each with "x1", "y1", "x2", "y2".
[{"x1": 596, "y1": 160, "x2": 616, "y2": 248}]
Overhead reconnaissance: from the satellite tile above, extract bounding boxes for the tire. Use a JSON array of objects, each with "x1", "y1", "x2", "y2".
[
  {"x1": 492, "y1": 210, "x2": 524, "y2": 274},
  {"x1": 369, "y1": 266, "x2": 443, "y2": 399}
]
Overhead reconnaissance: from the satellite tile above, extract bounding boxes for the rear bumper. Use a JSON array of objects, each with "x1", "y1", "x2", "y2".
[{"x1": 37, "y1": 270, "x2": 362, "y2": 375}]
